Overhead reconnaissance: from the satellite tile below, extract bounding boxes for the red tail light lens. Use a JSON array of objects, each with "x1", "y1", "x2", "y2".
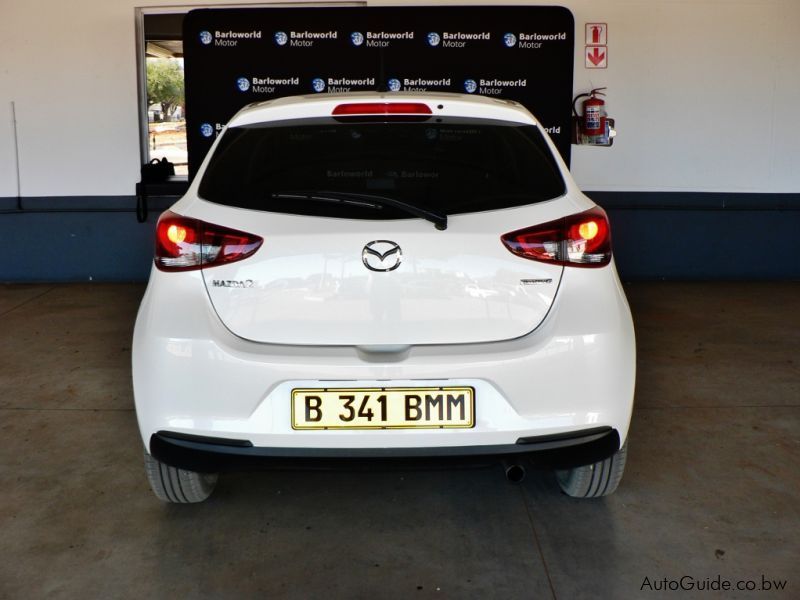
[
  {"x1": 501, "y1": 207, "x2": 612, "y2": 267},
  {"x1": 331, "y1": 102, "x2": 432, "y2": 116},
  {"x1": 155, "y1": 211, "x2": 263, "y2": 272}
]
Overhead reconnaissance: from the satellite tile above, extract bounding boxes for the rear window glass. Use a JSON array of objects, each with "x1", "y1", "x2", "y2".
[{"x1": 198, "y1": 116, "x2": 565, "y2": 219}]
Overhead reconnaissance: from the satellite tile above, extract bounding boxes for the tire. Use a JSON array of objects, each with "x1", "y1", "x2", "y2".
[
  {"x1": 143, "y1": 451, "x2": 218, "y2": 503},
  {"x1": 555, "y1": 440, "x2": 628, "y2": 498}
]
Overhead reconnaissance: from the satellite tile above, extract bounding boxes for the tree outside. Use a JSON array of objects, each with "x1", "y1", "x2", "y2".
[
  {"x1": 146, "y1": 58, "x2": 185, "y2": 120},
  {"x1": 145, "y1": 58, "x2": 187, "y2": 174}
]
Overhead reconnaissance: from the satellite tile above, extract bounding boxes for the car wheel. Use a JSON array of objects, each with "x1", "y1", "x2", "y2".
[
  {"x1": 143, "y1": 451, "x2": 218, "y2": 503},
  {"x1": 555, "y1": 440, "x2": 628, "y2": 498}
]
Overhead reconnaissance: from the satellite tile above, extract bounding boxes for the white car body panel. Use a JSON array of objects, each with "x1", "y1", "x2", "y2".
[
  {"x1": 229, "y1": 92, "x2": 538, "y2": 129},
  {"x1": 133, "y1": 92, "x2": 635, "y2": 455},
  {"x1": 133, "y1": 263, "x2": 634, "y2": 449},
  {"x1": 194, "y1": 200, "x2": 564, "y2": 346}
]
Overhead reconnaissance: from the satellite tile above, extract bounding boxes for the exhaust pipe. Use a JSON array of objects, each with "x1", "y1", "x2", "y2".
[{"x1": 503, "y1": 461, "x2": 526, "y2": 483}]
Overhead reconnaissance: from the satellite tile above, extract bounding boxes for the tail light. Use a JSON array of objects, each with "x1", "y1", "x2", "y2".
[
  {"x1": 155, "y1": 211, "x2": 263, "y2": 272},
  {"x1": 501, "y1": 206, "x2": 612, "y2": 267}
]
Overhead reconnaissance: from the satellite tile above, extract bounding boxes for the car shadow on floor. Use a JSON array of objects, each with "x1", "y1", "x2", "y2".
[{"x1": 147, "y1": 464, "x2": 569, "y2": 598}]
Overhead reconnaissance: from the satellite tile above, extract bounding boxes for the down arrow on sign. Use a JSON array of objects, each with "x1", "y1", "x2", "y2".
[{"x1": 585, "y1": 46, "x2": 607, "y2": 68}]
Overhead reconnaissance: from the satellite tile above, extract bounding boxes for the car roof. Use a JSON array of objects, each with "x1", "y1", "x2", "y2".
[{"x1": 227, "y1": 91, "x2": 538, "y2": 128}]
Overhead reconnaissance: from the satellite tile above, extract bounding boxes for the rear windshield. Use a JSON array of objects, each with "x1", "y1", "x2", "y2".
[{"x1": 198, "y1": 116, "x2": 565, "y2": 219}]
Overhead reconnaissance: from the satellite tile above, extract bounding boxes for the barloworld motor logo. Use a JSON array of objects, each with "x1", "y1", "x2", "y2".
[
  {"x1": 236, "y1": 77, "x2": 250, "y2": 92},
  {"x1": 312, "y1": 78, "x2": 326, "y2": 92},
  {"x1": 350, "y1": 31, "x2": 414, "y2": 47},
  {"x1": 212, "y1": 30, "x2": 262, "y2": 47},
  {"x1": 200, "y1": 123, "x2": 214, "y2": 138},
  {"x1": 274, "y1": 31, "x2": 288, "y2": 46},
  {"x1": 387, "y1": 78, "x2": 402, "y2": 92},
  {"x1": 199, "y1": 30, "x2": 213, "y2": 45},
  {"x1": 462, "y1": 78, "x2": 527, "y2": 95},
  {"x1": 427, "y1": 32, "x2": 441, "y2": 47},
  {"x1": 310, "y1": 76, "x2": 376, "y2": 93},
  {"x1": 398, "y1": 77, "x2": 451, "y2": 91},
  {"x1": 503, "y1": 33, "x2": 517, "y2": 47}
]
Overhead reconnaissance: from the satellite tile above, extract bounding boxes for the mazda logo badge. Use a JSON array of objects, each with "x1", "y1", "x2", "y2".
[{"x1": 362, "y1": 240, "x2": 402, "y2": 272}]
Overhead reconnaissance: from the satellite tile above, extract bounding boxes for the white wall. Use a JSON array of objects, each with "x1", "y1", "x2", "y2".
[
  {"x1": 1, "y1": 0, "x2": 798, "y2": 198},
  {"x1": 565, "y1": 0, "x2": 800, "y2": 193}
]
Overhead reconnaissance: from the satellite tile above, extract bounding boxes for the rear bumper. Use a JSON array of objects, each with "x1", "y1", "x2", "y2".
[
  {"x1": 150, "y1": 426, "x2": 620, "y2": 473},
  {"x1": 133, "y1": 262, "x2": 636, "y2": 450}
]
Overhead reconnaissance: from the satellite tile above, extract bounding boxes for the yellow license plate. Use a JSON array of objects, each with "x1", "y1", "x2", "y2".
[{"x1": 291, "y1": 387, "x2": 475, "y2": 430}]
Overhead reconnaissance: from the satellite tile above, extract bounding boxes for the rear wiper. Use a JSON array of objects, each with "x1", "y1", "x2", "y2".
[
  {"x1": 270, "y1": 191, "x2": 383, "y2": 210},
  {"x1": 271, "y1": 190, "x2": 447, "y2": 231}
]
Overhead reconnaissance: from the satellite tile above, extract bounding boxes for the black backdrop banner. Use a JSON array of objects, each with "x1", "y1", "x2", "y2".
[{"x1": 183, "y1": 6, "x2": 575, "y2": 179}]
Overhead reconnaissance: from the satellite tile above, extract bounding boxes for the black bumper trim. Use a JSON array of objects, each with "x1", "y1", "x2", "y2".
[
  {"x1": 150, "y1": 427, "x2": 620, "y2": 473},
  {"x1": 516, "y1": 425, "x2": 613, "y2": 446},
  {"x1": 154, "y1": 430, "x2": 254, "y2": 448}
]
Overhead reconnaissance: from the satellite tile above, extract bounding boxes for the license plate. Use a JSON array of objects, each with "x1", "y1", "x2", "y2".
[{"x1": 291, "y1": 387, "x2": 475, "y2": 430}]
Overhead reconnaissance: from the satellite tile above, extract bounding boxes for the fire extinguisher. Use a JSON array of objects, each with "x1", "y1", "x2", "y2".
[{"x1": 573, "y1": 87, "x2": 607, "y2": 141}]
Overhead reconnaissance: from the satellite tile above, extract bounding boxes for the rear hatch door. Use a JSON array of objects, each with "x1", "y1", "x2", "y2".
[
  {"x1": 193, "y1": 112, "x2": 568, "y2": 346},
  {"x1": 199, "y1": 206, "x2": 564, "y2": 346}
]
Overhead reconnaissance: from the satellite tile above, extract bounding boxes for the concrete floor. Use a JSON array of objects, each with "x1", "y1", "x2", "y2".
[{"x1": 0, "y1": 283, "x2": 797, "y2": 599}]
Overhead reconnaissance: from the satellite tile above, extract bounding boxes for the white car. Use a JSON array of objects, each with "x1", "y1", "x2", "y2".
[{"x1": 132, "y1": 92, "x2": 635, "y2": 503}]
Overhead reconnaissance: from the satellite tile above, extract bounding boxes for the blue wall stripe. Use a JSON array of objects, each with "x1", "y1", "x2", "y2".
[
  {"x1": 1, "y1": 193, "x2": 798, "y2": 282},
  {"x1": 590, "y1": 191, "x2": 800, "y2": 211}
]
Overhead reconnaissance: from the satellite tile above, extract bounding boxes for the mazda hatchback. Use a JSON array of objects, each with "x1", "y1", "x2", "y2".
[{"x1": 132, "y1": 92, "x2": 635, "y2": 503}]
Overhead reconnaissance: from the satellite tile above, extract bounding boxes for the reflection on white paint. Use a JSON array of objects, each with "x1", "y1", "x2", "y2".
[
  {"x1": 542, "y1": 336, "x2": 574, "y2": 358},
  {"x1": 166, "y1": 339, "x2": 192, "y2": 358}
]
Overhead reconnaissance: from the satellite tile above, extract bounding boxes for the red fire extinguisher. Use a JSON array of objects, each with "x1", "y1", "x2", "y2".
[{"x1": 573, "y1": 87, "x2": 607, "y2": 139}]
